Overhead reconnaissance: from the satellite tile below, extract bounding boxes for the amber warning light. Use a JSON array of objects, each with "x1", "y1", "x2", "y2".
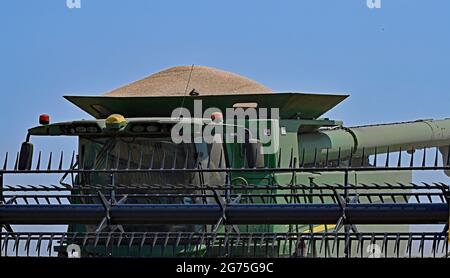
[{"x1": 39, "y1": 114, "x2": 50, "y2": 125}]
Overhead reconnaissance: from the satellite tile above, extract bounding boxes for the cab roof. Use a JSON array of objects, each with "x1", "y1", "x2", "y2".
[{"x1": 64, "y1": 92, "x2": 348, "y2": 120}]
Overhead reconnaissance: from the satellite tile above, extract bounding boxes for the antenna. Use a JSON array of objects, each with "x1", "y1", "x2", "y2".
[{"x1": 178, "y1": 64, "x2": 195, "y2": 118}]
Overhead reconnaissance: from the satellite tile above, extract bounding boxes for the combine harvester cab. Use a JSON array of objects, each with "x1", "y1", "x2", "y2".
[{"x1": 1, "y1": 92, "x2": 449, "y2": 258}]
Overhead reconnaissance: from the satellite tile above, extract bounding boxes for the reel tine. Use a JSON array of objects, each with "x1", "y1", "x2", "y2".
[
  {"x1": 161, "y1": 151, "x2": 166, "y2": 169},
  {"x1": 47, "y1": 152, "x2": 52, "y2": 171},
  {"x1": 184, "y1": 150, "x2": 189, "y2": 169},
  {"x1": 422, "y1": 147, "x2": 427, "y2": 167},
  {"x1": 126, "y1": 149, "x2": 132, "y2": 170},
  {"x1": 2, "y1": 152, "x2": 8, "y2": 170},
  {"x1": 361, "y1": 147, "x2": 365, "y2": 167},
  {"x1": 14, "y1": 152, "x2": 19, "y2": 171},
  {"x1": 385, "y1": 147, "x2": 390, "y2": 167},
  {"x1": 70, "y1": 150, "x2": 75, "y2": 169},
  {"x1": 446, "y1": 145, "x2": 450, "y2": 166},
  {"x1": 277, "y1": 151, "x2": 282, "y2": 168},
  {"x1": 410, "y1": 147, "x2": 415, "y2": 167},
  {"x1": 58, "y1": 151, "x2": 64, "y2": 170},
  {"x1": 173, "y1": 149, "x2": 178, "y2": 170},
  {"x1": 149, "y1": 150, "x2": 155, "y2": 169},
  {"x1": 300, "y1": 148, "x2": 305, "y2": 168},
  {"x1": 434, "y1": 147, "x2": 439, "y2": 167},
  {"x1": 36, "y1": 151, "x2": 41, "y2": 170},
  {"x1": 138, "y1": 149, "x2": 144, "y2": 170},
  {"x1": 373, "y1": 147, "x2": 377, "y2": 167}
]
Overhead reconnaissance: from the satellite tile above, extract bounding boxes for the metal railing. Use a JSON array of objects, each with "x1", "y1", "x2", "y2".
[{"x1": 0, "y1": 146, "x2": 449, "y2": 258}]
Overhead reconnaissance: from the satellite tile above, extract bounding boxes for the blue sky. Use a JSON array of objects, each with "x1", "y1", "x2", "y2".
[{"x1": 0, "y1": 0, "x2": 450, "y2": 159}]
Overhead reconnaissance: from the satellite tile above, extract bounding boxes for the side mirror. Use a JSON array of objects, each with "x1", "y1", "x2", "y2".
[{"x1": 18, "y1": 142, "x2": 34, "y2": 170}]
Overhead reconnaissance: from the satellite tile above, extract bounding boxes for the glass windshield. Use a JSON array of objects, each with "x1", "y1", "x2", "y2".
[
  {"x1": 74, "y1": 136, "x2": 225, "y2": 233},
  {"x1": 82, "y1": 137, "x2": 198, "y2": 186}
]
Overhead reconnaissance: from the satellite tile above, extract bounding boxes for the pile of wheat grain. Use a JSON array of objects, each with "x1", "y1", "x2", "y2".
[{"x1": 104, "y1": 65, "x2": 271, "y2": 97}]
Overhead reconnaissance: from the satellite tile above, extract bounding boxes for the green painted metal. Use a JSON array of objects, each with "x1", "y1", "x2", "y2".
[
  {"x1": 13, "y1": 92, "x2": 450, "y2": 257},
  {"x1": 64, "y1": 92, "x2": 348, "y2": 119},
  {"x1": 298, "y1": 118, "x2": 450, "y2": 167}
]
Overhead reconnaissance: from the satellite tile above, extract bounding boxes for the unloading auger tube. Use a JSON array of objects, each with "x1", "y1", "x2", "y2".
[{"x1": 299, "y1": 118, "x2": 450, "y2": 171}]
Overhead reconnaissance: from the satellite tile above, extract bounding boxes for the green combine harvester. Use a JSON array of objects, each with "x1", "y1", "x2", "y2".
[{"x1": 0, "y1": 66, "x2": 449, "y2": 258}]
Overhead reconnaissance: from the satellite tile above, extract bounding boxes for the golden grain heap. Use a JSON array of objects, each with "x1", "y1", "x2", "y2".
[{"x1": 104, "y1": 65, "x2": 271, "y2": 97}]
